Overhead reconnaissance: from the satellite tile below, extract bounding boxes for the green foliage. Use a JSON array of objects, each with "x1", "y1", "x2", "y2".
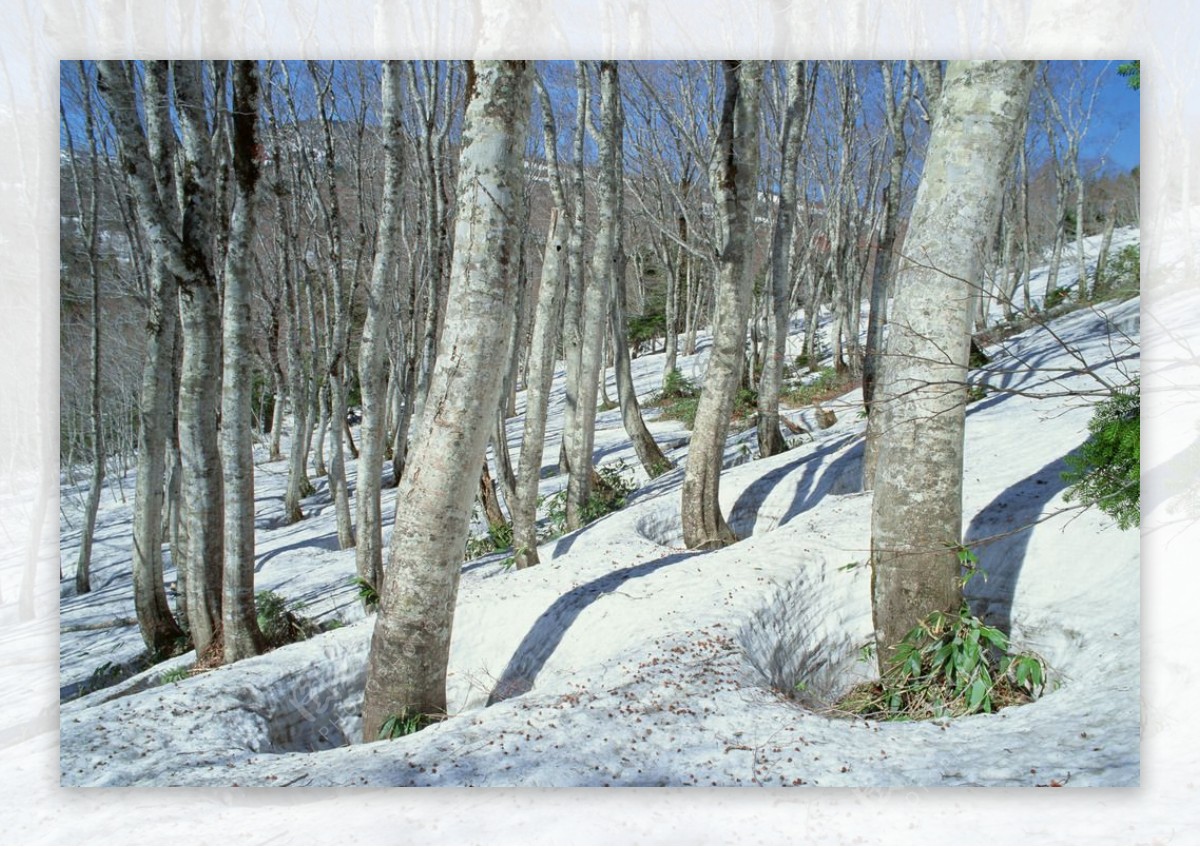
[
  {"x1": 966, "y1": 384, "x2": 989, "y2": 403},
  {"x1": 781, "y1": 365, "x2": 845, "y2": 407},
  {"x1": 463, "y1": 520, "x2": 516, "y2": 562},
  {"x1": 836, "y1": 604, "x2": 1046, "y2": 721},
  {"x1": 732, "y1": 385, "x2": 759, "y2": 423},
  {"x1": 1062, "y1": 379, "x2": 1140, "y2": 530},
  {"x1": 1043, "y1": 286, "x2": 1070, "y2": 310},
  {"x1": 542, "y1": 460, "x2": 638, "y2": 540},
  {"x1": 1117, "y1": 60, "x2": 1140, "y2": 91},
  {"x1": 378, "y1": 710, "x2": 436, "y2": 740},
  {"x1": 488, "y1": 521, "x2": 513, "y2": 550},
  {"x1": 159, "y1": 666, "x2": 190, "y2": 684},
  {"x1": 352, "y1": 576, "x2": 380, "y2": 609},
  {"x1": 647, "y1": 457, "x2": 673, "y2": 479},
  {"x1": 628, "y1": 311, "x2": 667, "y2": 349},
  {"x1": 80, "y1": 661, "x2": 123, "y2": 695},
  {"x1": 656, "y1": 395, "x2": 700, "y2": 428},
  {"x1": 256, "y1": 590, "x2": 318, "y2": 649},
  {"x1": 658, "y1": 368, "x2": 700, "y2": 400},
  {"x1": 1097, "y1": 244, "x2": 1140, "y2": 299},
  {"x1": 583, "y1": 461, "x2": 638, "y2": 524}
]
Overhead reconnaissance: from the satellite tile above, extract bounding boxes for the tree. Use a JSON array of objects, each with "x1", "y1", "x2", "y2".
[
  {"x1": 1117, "y1": 60, "x2": 1140, "y2": 91},
  {"x1": 172, "y1": 61, "x2": 228, "y2": 659},
  {"x1": 512, "y1": 71, "x2": 570, "y2": 570},
  {"x1": 94, "y1": 60, "x2": 189, "y2": 655},
  {"x1": 869, "y1": 60, "x2": 1035, "y2": 671},
  {"x1": 757, "y1": 61, "x2": 815, "y2": 458},
  {"x1": 309, "y1": 61, "x2": 357, "y2": 551},
  {"x1": 61, "y1": 63, "x2": 103, "y2": 596},
  {"x1": 362, "y1": 60, "x2": 532, "y2": 738},
  {"x1": 557, "y1": 63, "x2": 590, "y2": 476},
  {"x1": 219, "y1": 61, "x2": 267, "y2": 662},
  {"x1": 862, "y1": 60, "x2": 916, "y2": 488},
  {"x1": 355, "y1": 61, "x2": 405, "y2": 595},
  {"x1": 681, "y1": 60, "x2": 762, "y2": 550}
]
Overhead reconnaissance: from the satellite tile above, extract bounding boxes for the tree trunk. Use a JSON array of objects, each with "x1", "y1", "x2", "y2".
[
  {"x1": 307, "y1": 61, "x2": 356, "y2": 551},
  {"x1": 661, "y1": 240, "x2": 679, "y2": 384},
  {"x1": 220, "y1": 61, "x2": 267, "y2": 663},
  {"x1": 599, "y1": 66, "x2": 669, "y2": 479},
  {"x1": 513, "y1": 209, "x2": 567, "y2": 568},
  {"x1": 758, "y1": 61, "x2": 811, "y2": 459},
  {"x1": 1094, "y1": 199, "x2": 1118, "y2": 292},
  {"x1": 565, "y1": 62, "x2": 614, "y2": 531},
  {"x1": 478, "y1": 460, "x2": 508, "y2": 530},
  {"x1": 355, "y1": 61, "x2": 405, "y2": 596},
  {"x1": 870, "y1": 60, "x2": 1034, "y2": 671},
  {"x1": 124, "y1": 59, "x2": 187, "y2": 650},
  {"x1": 362, "y1": 60, "x2": 532, "y2": 739},
  {"x1": 611, "y1": 253, "x2": 671, "y2": 477},
  {"x1": 174, "y1": 61, "x2": 227, "y2": 660},
  {"x1": 558, "y1": 62, "x2": 590, "y2": 476},
  {"x1": 282, "y1": 263, "x2": 314, "y2": 523},
  {"x1": 863, "y1": 61, "x2": 914, "y2": 489},
  {"x1": 63, "y1": 64, "x2": 103, "y2": 596},
  {"x1": 681, "y1": 60, "x2": 762, "y2": 551}
]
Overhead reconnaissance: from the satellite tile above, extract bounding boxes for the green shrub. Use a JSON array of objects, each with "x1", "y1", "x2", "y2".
[
  {"x1": 352, "y1": 576, "x2": 380, "y2": 609},
  {"x1": 835, "y1": 603, "x2": 1046, "y2": 721},
  {"x1": 1062, "y1": 379, "x2": 1140, "y2": 530},
  {"x1": 79, "y1": 661, "x2": 124, "y2": 695},
  {"x1": 651, "y1": 370, "x2": 702, "y2": 428},
  {"x1": 732, "y1": 386, "x2": 758, "y2": 423},
  {"x1": 378, "y1": 710, "x2": 437, "y2": 740},
  {"x1": 159, "y1": 666, "x2": 190, "y2": 684},
  {"x1": 782, "y1": 365, "x2": 845, "y2": 407},
  {"x1": 488, "y1": 521, "x2": 513, "y2": 550},
  {"x1": 256, "y1": 590, "x2": 318, "y2": 649},
  {"x1": 656, "y1": 395, "x2": 700, "y2": 428},
  {"x1": 1043, "y1": 286, "x2": 1069, "y2": 310},
  {"x1": 659, "y1": 368, "x2": 700, "y2": 400},
  {"x1": 463, "y1": 520, "x2": 517, "y2": 563},
  {"x1": 541, "y1": 460, "x2": 638, "y2": 539},
  {"x1": 1098, "y1": 244, "x2": 1140, "y2": 299}
]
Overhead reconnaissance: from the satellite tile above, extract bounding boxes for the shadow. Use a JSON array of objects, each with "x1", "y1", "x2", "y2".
[
  {"x1": 1142, "y1": 432, "x2": 1200, "y2": 518},
  {"x1": 551, "y1": 522, "x2": 585, "y2": 559},
  {"x1": 254, "y1": 530, "x2": 344, "y2": 573},
  {"x1": 486, "y1": 549, "x2": 701, "y2": 705},
  {"x1": 726, "y1": 434, "x2": 858, "y2": 536},
  {"x1": 963, "y1": 452, "x2": 1078, "y2": 636}
]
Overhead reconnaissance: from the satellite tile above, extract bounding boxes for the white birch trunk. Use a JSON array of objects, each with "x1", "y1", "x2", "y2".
[
  {"x1": 681, "y1": 60, "x2": 762, "y2": 550},
  {"x1": 355, "y1": 61, "x2": 405, "y2": 595},
  {"x1": 362, "y1": 61, "x2": 531, "y2": 737},
  {"x1": 870, "y1": 60, "x2": 1035, "y2": 669}
]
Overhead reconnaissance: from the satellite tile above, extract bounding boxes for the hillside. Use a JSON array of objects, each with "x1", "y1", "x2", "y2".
[{"x1": 58, "y1": 229, "x2": 1141, "y2": 787}]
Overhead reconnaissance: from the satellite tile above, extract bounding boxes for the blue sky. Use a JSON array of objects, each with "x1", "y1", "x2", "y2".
[{"x1": 1084, "y1": 62, "x2": 1141, "y2": 171}]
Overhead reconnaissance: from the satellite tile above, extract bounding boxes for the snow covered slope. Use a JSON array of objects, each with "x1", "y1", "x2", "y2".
[{"x1": 58, "y1": 231, "x2": 1141, "y2": 787}]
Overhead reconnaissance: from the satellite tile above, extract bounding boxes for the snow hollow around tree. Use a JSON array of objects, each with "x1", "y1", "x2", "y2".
[{"x1": 58, "y1": 228, "x2": 1141, "y2": 787}]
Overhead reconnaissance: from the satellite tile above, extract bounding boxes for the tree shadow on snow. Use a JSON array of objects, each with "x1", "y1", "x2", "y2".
[
  {"x1": 254, "y1": 529, "x2": 344, "y2": 572},
  {"x1": 486, "y1": 549, "x2": 701, "y2": 705},
  {"x1": 727, "y1": 433, "x2": 860, "y2": 536},
  {"x1": 963, "y1": 451, "x2": 1078, "y2": 636}
]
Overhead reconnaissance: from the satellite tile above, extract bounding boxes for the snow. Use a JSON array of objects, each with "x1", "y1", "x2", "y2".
[{"x1": 56, "y1": 228, "x2": 1144, "y2": 790}]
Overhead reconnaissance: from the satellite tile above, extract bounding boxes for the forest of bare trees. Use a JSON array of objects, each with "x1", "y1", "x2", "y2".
[{"x1": 58, "y1": 59, "x2": 1139, "y2": 737}]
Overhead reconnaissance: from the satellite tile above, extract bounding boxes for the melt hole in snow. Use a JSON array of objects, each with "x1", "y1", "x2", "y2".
[
  {"x1": 634, "y1": 507, "x2": 686, "y2": 548},
  {"x1": 241, "y1": 644, "x2": 367, "y2": 753},
  {"x1": 736, "y1": 566, "x2": 876, "y2": 709}
]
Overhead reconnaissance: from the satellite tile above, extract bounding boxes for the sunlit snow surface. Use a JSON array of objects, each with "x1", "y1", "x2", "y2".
[{"x1": 59, "y1": 229, "x2": 1141, "y2": 787}]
